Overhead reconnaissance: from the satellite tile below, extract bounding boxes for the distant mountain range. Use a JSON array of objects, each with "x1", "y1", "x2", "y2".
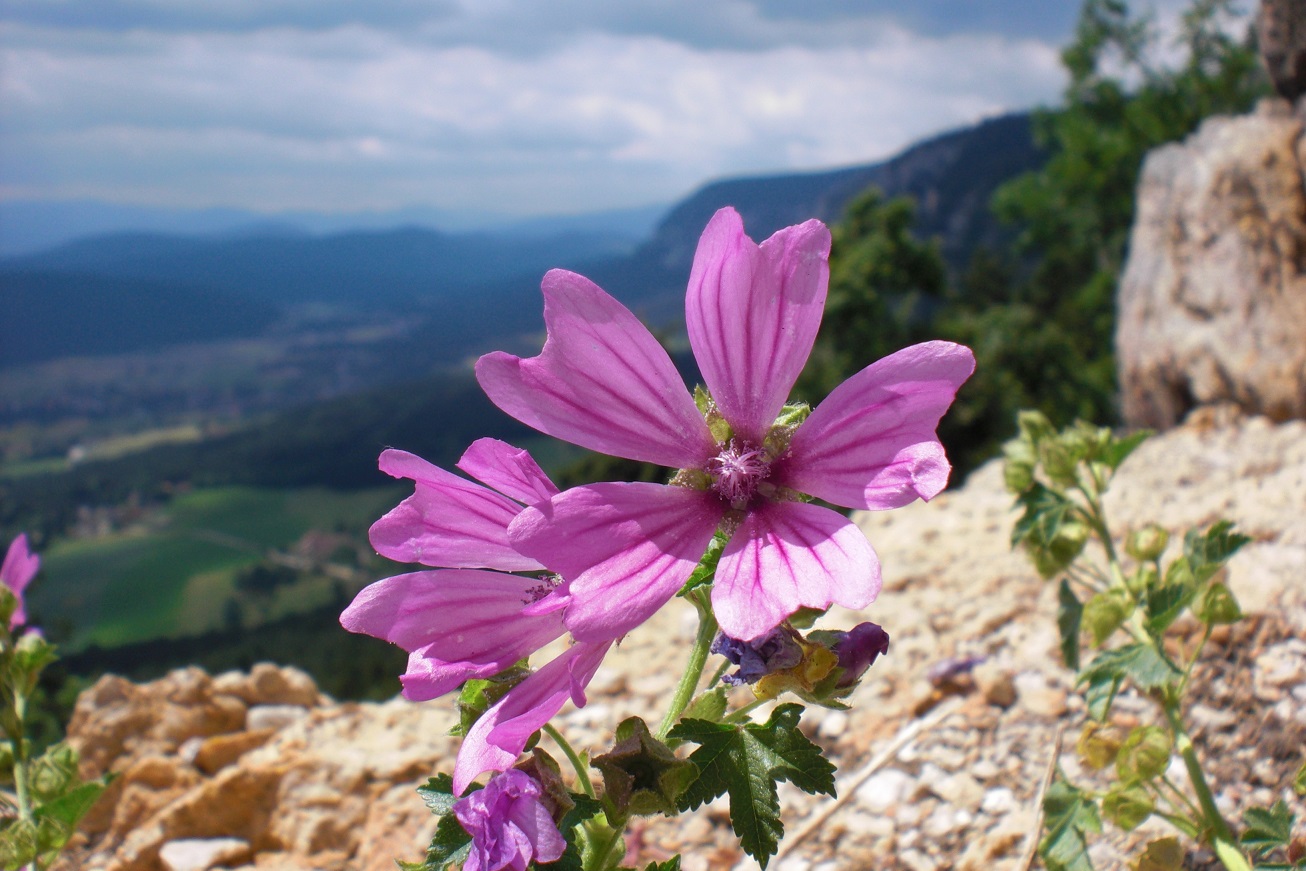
[{"x1": 1, "y1": 112, "x2": 1042, "y2": 369}]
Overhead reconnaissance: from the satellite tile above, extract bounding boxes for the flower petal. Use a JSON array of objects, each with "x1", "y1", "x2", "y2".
[
  {"x1": 509, "y1": 482, "x2": 722, "y2": 643},
  {"x1": 713, "y1": 501, "x2": 881, "y2": 641},
  {"x1": 1, "y1": 534, "x2": 39, "y2": 596},
  {"x1": 456, "y1": 438, "x2": 559, "y2": 507},
  {"x1": 686, "y1": 208, "x2": 831, "y2": 444},
  {"x1": 776, "y1": 341, "x2": 975, "y2": 509},
  {"x1": 476, "y1": 269, "x2": 714, "y2": 469},
  {"x1": 454, "y1": 642, "x2": 610, "y2": 794},
  {"x1": 399, "y1": 647, "x2": 501, "y2": 702},
  {"x1": 339, "y1": 569, "x2": 565, "y2": 662},
  {"x1": 370, "y1": 449, "x2": 542, "y2": 571}
]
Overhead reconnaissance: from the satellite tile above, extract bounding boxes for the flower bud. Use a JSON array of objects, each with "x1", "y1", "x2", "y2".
[
  {"x1": 832, "y1": 622, "x2": 890, "y2": 688},
  {"x1": 1125, "y1": 525, "x2": 1169, "y2": 562}
]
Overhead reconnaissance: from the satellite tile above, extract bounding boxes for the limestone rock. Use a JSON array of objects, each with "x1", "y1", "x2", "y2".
[{"x1": 1117, "y1": 101, "x2": 1306, "y2": 429}]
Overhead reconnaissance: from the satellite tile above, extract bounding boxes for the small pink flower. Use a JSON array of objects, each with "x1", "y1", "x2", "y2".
[
  {"x1": 454, "y1": 769, "x2": 566, "y2": 871},
  {"x1": 1, "y1": 534, "x2": 40, "y2": 630},
  {"x1": 477, "y1": 207, "x2": 974, "y2": 643},
  {"x1": 340, "y1": 438, "x2": 613, "y2": 790}
]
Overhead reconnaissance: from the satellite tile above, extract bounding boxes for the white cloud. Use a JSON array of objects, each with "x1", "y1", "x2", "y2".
[{"x1": 0, "y1": 14, "x2": 1067, "y2": 216}]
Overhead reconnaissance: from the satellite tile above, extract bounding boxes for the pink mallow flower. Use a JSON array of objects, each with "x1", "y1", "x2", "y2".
[
  {"x1": 477, "y1": 207, "x2": 974, "y2": 644},
  {"x1": 453, "y1": 769, "x2": 567, "y2": 871},
  {"x1": 1, "y1": 534, "x2": 40, "y2": 630},
  {"x1": 338, "y1": 438, "x2": 612, "y2": 793}
]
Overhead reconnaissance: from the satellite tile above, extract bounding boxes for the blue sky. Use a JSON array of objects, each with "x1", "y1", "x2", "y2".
[{"x1": 0, "y1": 0, "x2": 1203, "y2": 221}]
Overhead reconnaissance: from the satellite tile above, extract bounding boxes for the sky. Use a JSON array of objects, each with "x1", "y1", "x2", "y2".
[{"x1": 0, "y1": 0, "x2": 1203, "y2": 221}]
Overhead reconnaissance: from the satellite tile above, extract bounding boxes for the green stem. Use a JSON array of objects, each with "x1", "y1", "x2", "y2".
[
  {"x1": 583, "y1": 818, "x2": 626, "y2": 871},
  {"x1": 1159, "y1": 773, "x2": 1203, "y2": 820},
  {"x1": 1163, "y1": 703, "x2": 1237, "y2": 849},
  {"x1": 12, "y1": 690, "x2": 30, "y2": 824},
  {"x1": 655, "y1": 594, "x2": 718, "y2": 741},
  {"x1": 723, "y1": 699, "x2": 768, "y2": 724},
  {"x1": 542, "y1": 723, "x2": 595, "y2": 799},
  {"x1": 1177, "y1": 623, "x2": 1213, "y2": 699}
]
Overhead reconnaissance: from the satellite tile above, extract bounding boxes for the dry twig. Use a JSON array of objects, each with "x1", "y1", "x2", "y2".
[{"x1": 1017, "y1": 723, "x2": 1066, "y2": 871}]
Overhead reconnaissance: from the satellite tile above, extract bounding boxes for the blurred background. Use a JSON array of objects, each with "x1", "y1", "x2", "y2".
[{"x1": 0, "y1": 0, "x2": 1269, "y2": 714}]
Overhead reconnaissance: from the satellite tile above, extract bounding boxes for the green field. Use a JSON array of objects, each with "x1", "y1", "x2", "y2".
[{"x1": 28, "y1": 484, "x2": 404, "y2": 649}]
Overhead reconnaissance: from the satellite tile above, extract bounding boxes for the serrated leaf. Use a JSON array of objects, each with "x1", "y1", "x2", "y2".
[
  {"x1": 1011, "y1": 483, "x2": 1078, "y2": 550},
  {"x1": 1081, "y1": 644, "x2": 1179, "y2": 694},
  {"x1": 1040, "y1": 776, "x2": 1100, "y2": 871},
  {"x1": 669, "y1": 704, "x2": 834, "y2": 868},
  {"x1": 1242, "y1": 801, "x2": 1295, "y2": 853},
  {"x1": 34, "y1": 776, "x2": 112, "y2": 831},
  {"x1": 1102, "y1": 782, "x2": 1153, "y2": 831},
  {"x1": 411, "y1": 773, "x2": 474, "y2": 871},
  {"x1": 643, "y1": 858, "x2": 682, "y2": 871},
  {"x1": 1144, "y1": 563, "x2": 1196, "y2": 635},
  {"x1": 1058, "y1": 580, "x2": 1083, "y2": 670},
  {"x1": 549, "y1": 792, "x2": 606, "y2": 871},
  {"x1": 1184, "y1": 522, "x2": 1251, "y2": 583},
  {"x1": 1101, "y1": 430, "x2": 1150, "y2": 470}
]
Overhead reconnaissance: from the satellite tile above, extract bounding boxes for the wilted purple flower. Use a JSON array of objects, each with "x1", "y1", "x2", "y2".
[
  {"x1": 453, "y1": 769, "x2": 566, "y2": 871},
  {"x1": 711, "y1": 628, "x2": 803, "y2": 686},
  {"x1": 478, "y1": 207, "x2": 974, "y2": 643},
  {"x1": 1, "y1": 534, "x2": 40, "y2": 630},
  {"x1": 832, "y1": 622, "x2": 890, "y2": 688}
]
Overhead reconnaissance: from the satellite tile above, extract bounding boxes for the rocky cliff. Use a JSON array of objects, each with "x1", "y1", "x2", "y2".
[
  {"x1": 1117, "y1": 99, "x2": 1306, "y2": 429},
  {"x1": 56, "y1": 410, "x2": 1306, "y2": 871}
]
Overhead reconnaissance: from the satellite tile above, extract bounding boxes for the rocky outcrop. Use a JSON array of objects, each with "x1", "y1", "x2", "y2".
[
  {"x1": 1116, "y1": 100, "x2": 1306, "y2": 429},
  {"x1": 56, "y1": 414, "x2": 1306, "y2": 871}
]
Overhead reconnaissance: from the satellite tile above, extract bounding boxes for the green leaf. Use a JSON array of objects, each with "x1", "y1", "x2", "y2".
[
  {"x1": 548, "y1": 792, "x2": 606, "y2": 871},
  {"x1": 1039, "y1": 775, "x2": 1100, "y2": 871},
  {"x1": 1115, "y1": 726, "x2": 1172, "y2": 784},
  {"x1": 411, "y1": 773, "x2": 473, "y2": 871},
  {"x1": 1101, "y1": 782, "x2": 1153, "y2": 831},
  {"x1": 34, "y1": 776, "x2": 112, "y2": 831},
  {"x1": 669, "y1": 704, "x2": 835, "y2": 868},
  {"x1": 1145, "y1": 560, "x2": 1196, "y2": 634},
  {"x1": 1242, "y1": 801, "x2": 1295, "y2": 854},
  {"x1": 1081, "y1": 643, "x2": 1180, "y2": 694},
  {"x1": 1184, "y1": 521, "x2": 1251, "y2": 583},
  {"x1": 1100, "y1": 430, "x2": 1150, "y2": 470},
  {"x1": 1058, "y1": 580, "x2": 1083, "y2": 670},
  {"x1": 450, "y1": 663, "x2": 531, "y2": 737},
  {"x1": 1012, "y1": 483, "x2": 1078, "y2": 550},
  {"x1": 1083, "y1": 591, "x2": 1129, "y2": 647},
  {"x1": 643, "y1": 858, "x2": 682, "y2": 871},
  {"x1": 681, "y1": 532, "x2": 729, "y2": 594},
  {"x1": 1213, "y1": 837, "x2": 1255, "y2": 871},
  {"x1": 1083, "y1": 668, "x2": 1122, "y2": 722},
  {"x1": 1294, "y1": 758, "x2": 1306, "y2": 796}
]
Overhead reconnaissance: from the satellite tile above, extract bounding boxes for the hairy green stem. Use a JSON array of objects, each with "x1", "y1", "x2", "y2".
[
  {"x1": 12, "y1": 690, "x2": 31, "y2": 824},
  {"x1": 723, "y1": 698, "x2": 768, "y2": 724},
  {"x1": 542, "y1": 723, "x2": 595, "y2": 799},
  {"x1": 655, "y1": 595, "x2": 718, "y2": 740},
  {"x1": 583, "y1": 818, "x2": 626, "y2": 871},
  {"x1": 1163, "y1": 703, "x2": 1238, "y2": 853}
]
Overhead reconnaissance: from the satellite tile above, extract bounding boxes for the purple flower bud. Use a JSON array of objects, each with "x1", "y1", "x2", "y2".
[
  {"x1": 832, "y1": 622, "x2": 890, "y2": 688},
  {"x1": 711, "y1": 628, "x2": 803, "y2": 686},
  {"x1": 453, "y1": 769, "x2": 566, "y2": 871}
]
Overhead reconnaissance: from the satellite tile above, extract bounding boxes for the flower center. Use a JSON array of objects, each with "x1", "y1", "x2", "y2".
[{"x1": 706, "y1": 440, "x2": 771, "y2": 509}]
